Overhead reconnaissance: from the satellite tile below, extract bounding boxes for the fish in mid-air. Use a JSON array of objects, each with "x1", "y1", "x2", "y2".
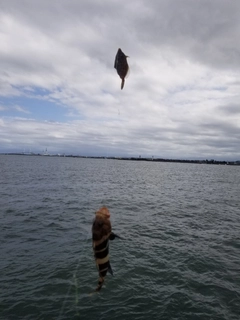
[
  {"x1": 114, "y1": 48, "x2": 129, "y2": 89},
  {"x1": 92, "y1": 206, "x2": 121, "y2": 292}
]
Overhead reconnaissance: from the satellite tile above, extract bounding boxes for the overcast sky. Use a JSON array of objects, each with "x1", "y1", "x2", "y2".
[{"x1": 0, "y1": 0, "x2": 240, "y2": 160}]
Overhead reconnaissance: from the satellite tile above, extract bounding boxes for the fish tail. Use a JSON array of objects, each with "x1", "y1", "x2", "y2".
[
  {"x1": 89, "y1": 276, "x2": 105, "y2": 295},
  {"x1": 121, "y1": 79, "x2": 125, "y2": 90},
  {"x1": 95, "y1": 276, "x2": 105, "y2": 292}
]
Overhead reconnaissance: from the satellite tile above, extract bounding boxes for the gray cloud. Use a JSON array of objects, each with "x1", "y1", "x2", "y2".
[
  {"x1": 0, "y1": 0, "x2": 240, "y2": 160},
  {"x1": 217, "y1": 104, "x2": 240, "y2": 115},
  {"x1": 134, "y1": 0, "x2": 240, "y2": 69}
]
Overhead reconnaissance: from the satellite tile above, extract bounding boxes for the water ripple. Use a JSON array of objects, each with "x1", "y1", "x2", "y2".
[{"x1": 1, "y1": 156, "x2": 240, "y2": 320}]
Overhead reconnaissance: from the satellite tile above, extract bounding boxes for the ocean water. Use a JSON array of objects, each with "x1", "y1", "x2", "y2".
[{"x1": 0, "y1": 155, "x2": 240, "y2": 320}]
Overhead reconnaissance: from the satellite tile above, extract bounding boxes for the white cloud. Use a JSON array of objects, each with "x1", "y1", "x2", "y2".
[
  {"x1": 13, "y1": 105, "x2": 30, "y2": 113},
  {"x1": 0, "y1": 0, "x2": 240, "y2": 159}
]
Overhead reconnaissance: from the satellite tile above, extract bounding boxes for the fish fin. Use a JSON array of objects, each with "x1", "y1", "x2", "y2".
[
  {"x1": 109, "y1": 232, "x2": 116, "y2": 240},
  {"x1": 125, "y1": 66, "x2": 130, "y2": 79},
  {"x1": 114, "y1": 54, "x2": 118, "y2": 69},
  {"x1": 121, "y1": 79, "x2": 125, "y2": 90},
  {"x1": 108, "y1": 263, "x2": 113, "y2": 276},
  {"x1": 114, "y1": 234, "x2": 122, "y2": 239},
  {"x1": 109, "y1": 232, "x2": 122, "y2": 240}
]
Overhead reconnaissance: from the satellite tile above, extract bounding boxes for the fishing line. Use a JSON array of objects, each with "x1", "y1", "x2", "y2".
[
  {"x1": 58, "y1": 155, "x2": 117, "y2": 319},
  {"x1": 74, "y1": 273, "x2": 80, "y2": 316},
  {"x1": 57, "y1": 255, "x2": 81, "y2": 320}
]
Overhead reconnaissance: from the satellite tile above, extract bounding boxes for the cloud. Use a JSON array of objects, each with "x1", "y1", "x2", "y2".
[
  {"x1": 14, "y1": 105, "x2": 31, "y2": 113},
  {"x1": 218, "y1": 104, "x2": 240, "y2": 116},
  {"x1": 0, "y1": 0, "x2": 240, "y2": 159},
  {"x1": 0, "y1": 104, "x2": 31, "y2": 114}
]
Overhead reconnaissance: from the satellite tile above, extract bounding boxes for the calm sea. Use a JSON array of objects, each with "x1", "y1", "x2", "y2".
[{"x1": 1, "y1": 155, "x2": 240, "y2": 320}]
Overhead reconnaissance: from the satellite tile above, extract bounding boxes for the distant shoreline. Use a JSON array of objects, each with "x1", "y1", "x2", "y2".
[{"x1": 1, "y1": 153, "x2": 240, "y2": 166}]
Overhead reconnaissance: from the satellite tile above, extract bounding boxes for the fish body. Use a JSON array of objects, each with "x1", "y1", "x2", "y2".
[
  {"x1": 92, "y1": 207, "x2": 119, "y2": 292},
  {"x1": 114, "y1": 48, "x2": 129, "y2": 89}
]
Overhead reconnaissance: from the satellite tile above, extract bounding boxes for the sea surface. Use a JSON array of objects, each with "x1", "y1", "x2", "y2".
[{"x1": 0, "y1": 155, "x2": 240, "y2": 320}]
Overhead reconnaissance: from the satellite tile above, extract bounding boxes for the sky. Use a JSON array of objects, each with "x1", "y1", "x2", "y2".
[{"x1": 0, "y1": 0, "x2": 240, "y2": 160}]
